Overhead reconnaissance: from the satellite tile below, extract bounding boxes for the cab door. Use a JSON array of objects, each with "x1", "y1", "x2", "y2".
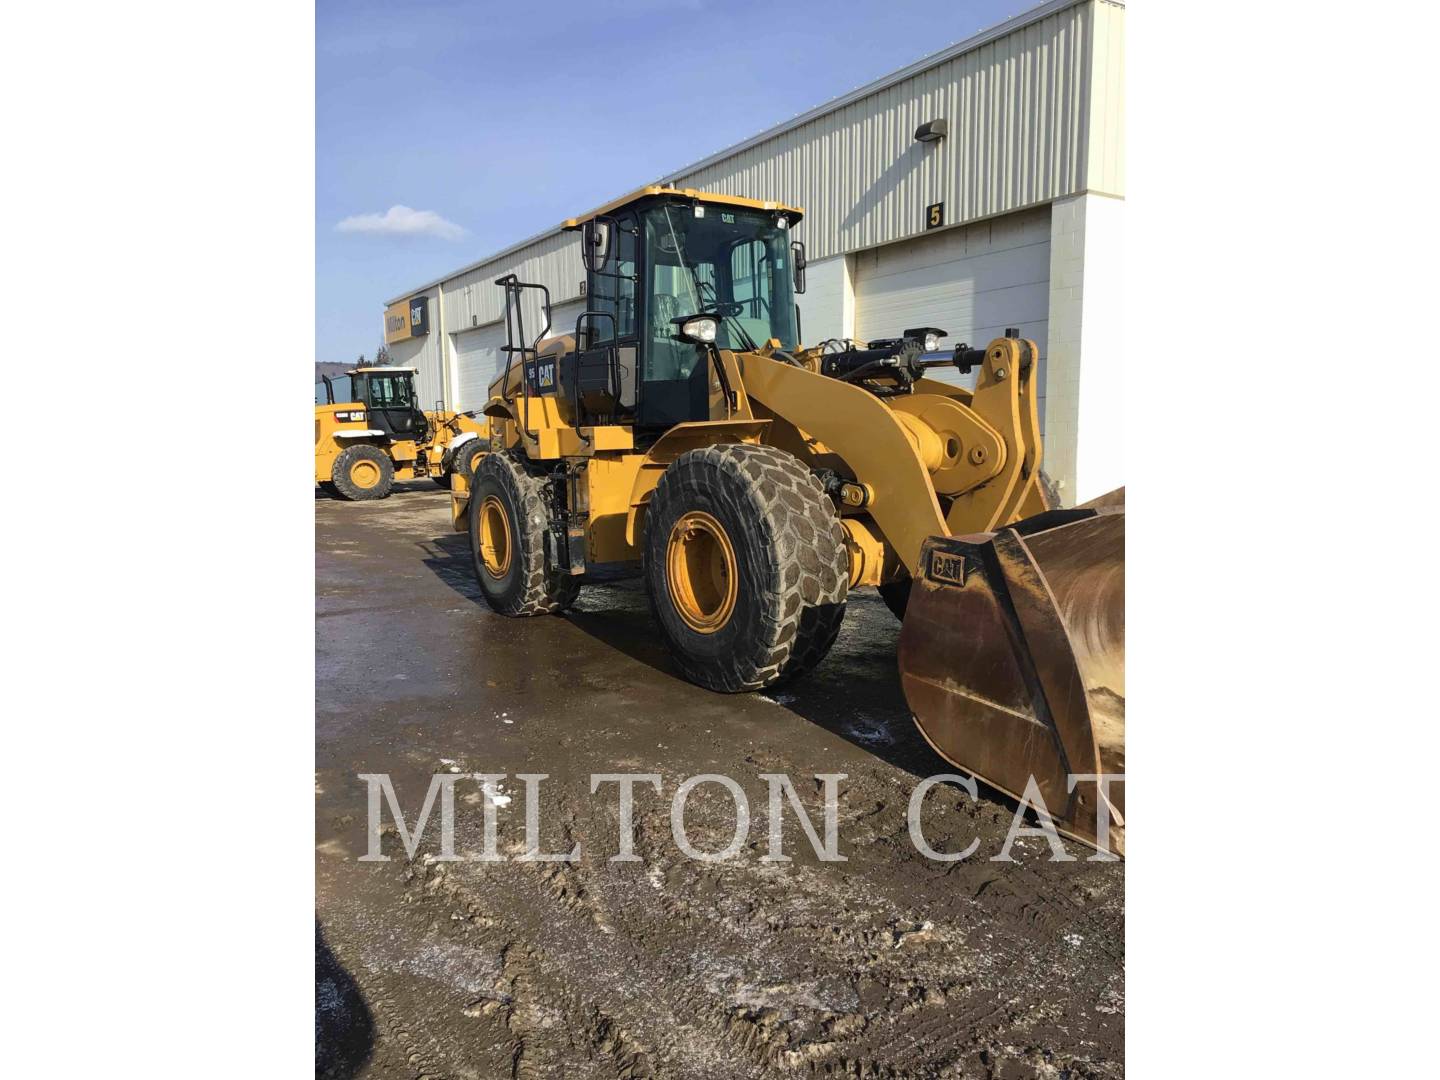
[
  {"x1": 578, "y1": 211, "x2": 640, "y2": 423},
  {"x1": 637, "y1": 225, "x2": 714, "y2": 429}
]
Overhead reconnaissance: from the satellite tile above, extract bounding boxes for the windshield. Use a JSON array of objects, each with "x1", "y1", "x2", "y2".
[
  {"x1": 644, "y1": 203, "x2": 798, "y2": 380},
  {"x1": 366, "y1": 374, "x2": 416, "y2": 409}
]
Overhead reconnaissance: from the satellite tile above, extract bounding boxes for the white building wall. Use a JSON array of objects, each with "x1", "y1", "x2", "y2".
[
  {"x1": 1073, "y1": 192, "x2": 1123, "y2": 502},
  {"x1": 1042, "y1": 191, "x2": 1122, "y2": 502},
  {"x1": 1086, "y1": 0, "x2": 1126, "y2": 198}
]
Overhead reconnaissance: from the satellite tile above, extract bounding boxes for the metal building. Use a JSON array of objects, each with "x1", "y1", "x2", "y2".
[{"x1": 383, "y1": 0, "x2": 1124, "y2": 503}]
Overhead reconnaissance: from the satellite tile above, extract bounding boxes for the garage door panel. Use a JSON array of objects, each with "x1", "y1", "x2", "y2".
[
  {"x1": 545, "y1": 299, "x2": 586, "y2": 340},
  {"x1": 855, "y1": 208, "x2": 1051, "y2": 349},
  {"x1": 855, "y1": 207, "x2": 1050, "y2": 411},
  {"x1": 856, "y1": 208, "x2": 1049, "y2": 280},
  {"x1": 858, "y1": 247, "x2": 1049, "y2": 313},
  {"x1": 452, "y1": 325, "x2": 506, "y2": 412}
]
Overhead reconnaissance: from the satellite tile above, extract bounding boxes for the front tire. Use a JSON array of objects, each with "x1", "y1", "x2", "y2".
[
  {"x1": 331, "y1": 444, "x2": 394, "y2": 501},
  {"x1": 644, "y1": 444, "x2": 848, "y2": 693},
  {"x1": 453, "y1": 439, "x2": 486, "y2": 482},
  {"x1": 468, "y1": 452, "x2": 579, "y2": 616}
]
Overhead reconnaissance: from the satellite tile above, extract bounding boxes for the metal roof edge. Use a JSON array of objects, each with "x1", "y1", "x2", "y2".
[
  {"x1": 657, "y1": 0, "x2": 1100, "y2": 186},
  {"x1": 383, "y1": 222, "x2": 565, "y2": 306}
]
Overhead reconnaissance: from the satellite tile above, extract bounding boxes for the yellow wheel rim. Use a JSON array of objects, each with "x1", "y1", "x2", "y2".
[
  {"x1": 478, "y1": 495, "x2": 512, "y2": 579},
  {"x1": 350, "y1": 458, "x2": 381, "y2": 489},
  {"x1": 666, "y1": 510, "x2": 738, "y2": 634}
]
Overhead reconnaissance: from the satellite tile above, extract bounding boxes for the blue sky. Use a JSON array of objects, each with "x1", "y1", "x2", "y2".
[{"x1": 317, "y1": 0, "x2": 1024, "y2": 364}]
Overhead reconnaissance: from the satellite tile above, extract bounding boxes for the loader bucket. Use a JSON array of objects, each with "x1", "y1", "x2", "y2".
[{"x1": 898, "y1": 490, "x2": 1125, "y2": 855}]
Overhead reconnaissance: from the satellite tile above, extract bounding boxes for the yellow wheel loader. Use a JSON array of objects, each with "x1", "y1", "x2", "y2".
[
  {"x1": 450, "y1": 187, "x2": 1125, "y2": 852},
  {"x1": 315, "y1": 366, "x2": 488, "y2": 500}
]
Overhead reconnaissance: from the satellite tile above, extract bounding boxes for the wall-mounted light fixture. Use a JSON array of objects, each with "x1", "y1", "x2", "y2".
[{"x1": 914, "y1": 119, "x2": 948, "y2": 144}]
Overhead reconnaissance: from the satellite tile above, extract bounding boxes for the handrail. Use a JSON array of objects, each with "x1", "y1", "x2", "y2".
[{"x1": 494, "y1": 274, "x2": 554, "y2": 443}]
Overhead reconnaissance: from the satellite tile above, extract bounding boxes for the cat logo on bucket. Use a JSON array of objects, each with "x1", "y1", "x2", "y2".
[{"x1": 928, "y1": 550, "x2": 970, "y2": 588}]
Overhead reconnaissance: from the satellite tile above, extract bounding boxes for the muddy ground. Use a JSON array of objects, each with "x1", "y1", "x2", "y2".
[{"x1": 316, "y1": 482, "x2": 1123, "y2": 1079}]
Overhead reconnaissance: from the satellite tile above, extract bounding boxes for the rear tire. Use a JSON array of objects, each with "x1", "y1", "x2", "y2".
[
  {"x1": 469, "y1": 452, "x2": 579, "y2": 616},
  {"x1": 644, "y1": 443, "x2": 848, "y2": 693},
  {"x1": 331, "y1": 444, "x2": 394, "y2": 501}
]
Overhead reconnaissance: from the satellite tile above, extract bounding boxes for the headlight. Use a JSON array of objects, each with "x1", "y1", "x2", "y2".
[
  {"x1": 904, "y1": 326, "x2": 947, "y2": 353},
  {"x1": 678, "y1": 315, "x2": 718, "y2": 344}
]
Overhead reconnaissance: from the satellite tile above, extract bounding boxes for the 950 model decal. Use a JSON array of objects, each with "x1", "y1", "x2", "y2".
[{"x1": 927, "y1": 549, "x2": 970, "y2": 587}]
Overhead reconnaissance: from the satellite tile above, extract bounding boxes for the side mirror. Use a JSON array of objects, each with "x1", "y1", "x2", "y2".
[
  {"x1": 790, "y1": 240, "x2": 807, "y2": 295},
  {"x1": 581, "y1": 219, "x2": 613, "y2": 273}
]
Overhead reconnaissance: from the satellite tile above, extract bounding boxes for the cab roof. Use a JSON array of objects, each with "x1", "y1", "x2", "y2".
[
  {"x1": 562, "y1": 185, "x2": 804, "y2": 230},
  {"x1": 346, "y1": 366, "x2": 418, "y2": 375}
]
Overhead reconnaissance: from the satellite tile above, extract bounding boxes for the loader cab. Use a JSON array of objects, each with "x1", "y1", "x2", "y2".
[
  {"x1": 339, "y1": 367, "x2": 429, "y2": 442},
  {"x1": 571, "y1": 190, "x2": 803, "y2": 431}
]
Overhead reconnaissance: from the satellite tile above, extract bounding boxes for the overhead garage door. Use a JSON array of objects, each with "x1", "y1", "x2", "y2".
[
  {"x1": 451, "y1": 299, "x2": 586, "y2": 411},
  {"x1": 543, "y1": 298, "x2": 586, "y2": 341},
  {"x1": 452, "y1": 324, "x2": 507, "y2": 411},
  {"x1": 854, "y1": 206, "x2": 1051, "y2": 398}
]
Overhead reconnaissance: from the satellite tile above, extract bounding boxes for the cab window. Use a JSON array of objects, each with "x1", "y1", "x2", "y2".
[
  {"x1": 586, "y1": 214, "x2": 637, "y2": 343},
  {"x1": 366, "y1": 375, "x2": 414, "y2": 408}
]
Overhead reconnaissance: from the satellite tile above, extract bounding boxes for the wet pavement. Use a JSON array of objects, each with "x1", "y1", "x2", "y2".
[{"x1": 316, "y1": 481, "x2": 1124, "y2": 1079}]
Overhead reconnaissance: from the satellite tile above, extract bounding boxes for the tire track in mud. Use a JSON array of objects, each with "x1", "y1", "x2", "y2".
[{"x1": 353, "y1": 767, "x2": 1120, "y2": 1080}]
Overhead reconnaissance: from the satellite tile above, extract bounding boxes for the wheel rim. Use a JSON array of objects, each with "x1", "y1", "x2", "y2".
[
  {"x1": 666, "y1": 510, "x2": 738, "y2": 634},
  {"x1": 350, "y1": 458, "x2": 381, "y2": 489},
  {"x1": 478, "y1": 495, "x2": 512, "y2": 578}
]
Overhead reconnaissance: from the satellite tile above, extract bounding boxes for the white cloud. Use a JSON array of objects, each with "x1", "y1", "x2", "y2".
[{"x1": 334, "y1": 205, "x2": 465, "y2": 241}]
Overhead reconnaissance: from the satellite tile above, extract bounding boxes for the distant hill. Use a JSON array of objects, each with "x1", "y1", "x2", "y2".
[{"x1": 315, "y1": 362, "x2": 351, "y2": 383}]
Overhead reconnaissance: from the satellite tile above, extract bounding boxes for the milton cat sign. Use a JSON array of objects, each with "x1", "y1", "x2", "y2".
[{"x1": 384, "y1": 296, "x2": 430, "y2": 345}]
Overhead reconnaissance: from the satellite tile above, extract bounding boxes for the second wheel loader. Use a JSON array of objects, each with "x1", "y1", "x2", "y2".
[
  {"x1": 450, "y1": 186, "x2": 1125, "y2": 853},
  {"x1": 315, "y1": 366, "x2": 488, "y2": 500}
]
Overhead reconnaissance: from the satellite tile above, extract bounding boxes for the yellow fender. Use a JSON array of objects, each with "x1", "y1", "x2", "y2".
[
  {"x1": 623, "y1": 419, "x2": 770, "y2": 548},
  {"x1": 737, "y1": 353, "x2": 947, "y2": 577}
]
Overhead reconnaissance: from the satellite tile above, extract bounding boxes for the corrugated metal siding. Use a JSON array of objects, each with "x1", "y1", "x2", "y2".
[
  {"x1": 670, "y1": 0, "x2": 1098, "y2": 262},
  {"x1": 439, "y1": 231, "x2": 584, "y2": 339}
]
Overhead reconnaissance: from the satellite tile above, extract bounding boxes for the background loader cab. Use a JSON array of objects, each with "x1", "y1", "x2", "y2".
[
  {"x1": 319, "y1": 367, "x2": 429, "y2": 440},
  {"x1": 315, "y1": 366, "x2": 487, "y2": 500}
]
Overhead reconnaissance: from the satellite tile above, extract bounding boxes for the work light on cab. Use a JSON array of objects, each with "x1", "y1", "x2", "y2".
[{"x1": 674, "y1": 315, "x2": 719, "y2": 344}]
